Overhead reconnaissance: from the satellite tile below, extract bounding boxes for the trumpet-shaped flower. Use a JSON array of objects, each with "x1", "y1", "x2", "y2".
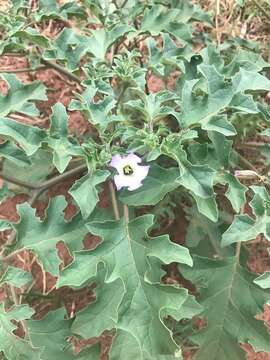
[{"x1": 109, "y1": 153, "x2": 149, "y2": 191}]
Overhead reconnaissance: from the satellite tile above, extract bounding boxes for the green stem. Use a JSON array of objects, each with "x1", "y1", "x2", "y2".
[
  {"x1": 121, "y1": 0, "x2": 128, "y2": 8},
  {"x1": 235, "y1": 205, "x2": 246, "y2": 263},
  {"x1": 109, "y1": 181, "x2": 120, "y2": 220},
  {"x1": 112, "y1": 0, "x2": 120, "y2": 9},
  {"x1": 115, "y1": 82, "x2": 128, "y2": 109},
  {"x1": 123, "y1": 204, "x2": 129, "y2": 223},
  {"x1": 2, "y1": 52, "x2": 27, "y2": 57},
  {"x1": 133, "y1": 20, "x2": 150, "y2": 95},
  {"x1": 238, "y1": 142, "x2": 270, "y2": 148},
  {"x1": 40, "y1": 58, "x2": 81, "y2": 84},
  {"x1": 38, "y1": 164, "x2": 87, "y2": 190},
  {"x1": 234, "y1": 150, "x2": 257, "y2": 172},
  {"x1": 235, "y1": 241, "x2": 241, "y2": 261},
  {"x1": 2, "y1": 53, "x2": 82, "y2": 83},
  {"x1": 0, "y1": 164, "x2": 87, "y2": 191},
  {"x1": 0, "y1": 65, "x2": 47, "y2": 73},
  {"x1": 0, "y1": 173, "x2": 39, "y2": 190}
]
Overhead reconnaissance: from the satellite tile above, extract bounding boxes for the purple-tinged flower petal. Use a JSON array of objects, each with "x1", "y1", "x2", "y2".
[
  {"x1": 109, "y1": 155, "x2": 125, "y2": 173},
  {"x1": 127, "y1": 180, "x2": 143, "y2": 191},
  {"x1": 114, "y1": 174, "x2": 126, "y2": 191},
  {"x1": 125, "y1": 153, "x2": 142, "y2": 164},
  {"x1": 134, "y1": 164, "x2": 149, "y2": 179},
  {"x1": 125, "y1": 174, "x2": 143, "y2": 191}
]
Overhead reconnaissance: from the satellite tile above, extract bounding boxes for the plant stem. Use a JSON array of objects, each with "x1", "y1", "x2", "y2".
[
  {"x1": 128, "y1": 34, "x2": 148, "y2": 51},
  {"x1": 112, "y1": 0, "x2": 120, "y2": 9},
  {"x1": 123, "y1": 204, "x2": 129, "y2": 223},
  {"x1": 0, "y1": 173, "x2": 39, "y2": 190},
  {"x1": 40, "y1": 58, "x2": 81, "y2": 83},
  {"x1": 9, "y1": 285, "x2": 19, "y2": 305},
  {"x1": 235, "y1": 241, "x2": 241, "y2": 261},
  {"x1": 238, "y1": 142, "x2": 270, "y2": 148},
  {"x1": 121, "y1": 0, "x2": 128, "y2": 8},
  {"x1": 0, "y1": 164, "x2": 87, "y2": 191},
  {"x1": 0, "y1": 65, "x2": 47, "y2": 73},
  {"x1": 109, "y1": 181, "x2": 120, "y2": 220},
  {"x1": 115, "y1": 82, "x2": 128, "y2": 109},
  {"x1": 38, "y1": 164, "x2": 87, "y2": 190},
  {"x1": 3, "y1": 53, "x2": 26, "y2": 57},
  {"x1": 1, "y1": 53, "x2": 81, "y2": 83},
  {"x1": 235, "y1": 150, "x2": 257, "y2": 172},
  {"x1": 133, "y1": 20, "x2": 150, "y2": 95},
  {"x1": 235, "y1": 204, "x2": 246, "y2": 263}
]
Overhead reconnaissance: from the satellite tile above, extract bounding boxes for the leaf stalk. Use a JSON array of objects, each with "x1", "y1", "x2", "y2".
[
  {"x1": 0, "y1": 164, "x2": 87, "y2": 191},
  {"x1": 109, "y1": 181, "x2": 120, "y2": 220}
]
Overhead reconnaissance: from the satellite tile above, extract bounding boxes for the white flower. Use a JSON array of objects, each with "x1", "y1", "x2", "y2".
[{"x1": 109, "y1": 153, "x2": 149, "y2": 191}]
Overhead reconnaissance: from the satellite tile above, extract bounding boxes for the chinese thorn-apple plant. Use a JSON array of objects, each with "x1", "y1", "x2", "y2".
[{"x1": 0, "y1": 0, "x2": 270, "y2": 359}]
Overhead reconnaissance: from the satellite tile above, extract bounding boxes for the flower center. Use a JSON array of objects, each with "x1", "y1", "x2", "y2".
[{"x1": 123, "y1": 165, "x2": 134, "y2": 175}]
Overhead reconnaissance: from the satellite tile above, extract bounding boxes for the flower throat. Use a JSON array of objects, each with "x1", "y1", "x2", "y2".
[{"x1": 123, "y1": 165, "x2": 134, "y2": 175}]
